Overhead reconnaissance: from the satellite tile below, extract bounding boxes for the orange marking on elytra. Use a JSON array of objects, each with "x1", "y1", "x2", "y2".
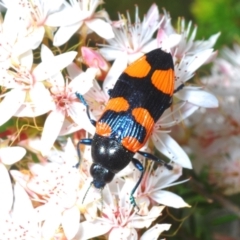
[
  {"x1": 151, "y1": 69, "x2": 174, "y2": 94},
  {"x1": 122, "y1": 136, "x2": 143, "y2": 152},
  {"x1": 96, "y1": 122, "x2": 112, "y2": 137},
  {"x1": 122, "y1": 108, "x2": 155, "y2": 152},
  {"x1": 132, "y1": 108, "x2": 155, "y2": 133},
  {"x1": 104, "y1": 97, "x2": 129, "y2": 113},
  {"x1": 124, "y1": 56, "x2": 151, "y2": 78}
]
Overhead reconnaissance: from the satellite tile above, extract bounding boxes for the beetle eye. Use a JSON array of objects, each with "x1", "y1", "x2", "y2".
[{"x1": 90, "y1": 163, "x2": 101, "y2": 177}]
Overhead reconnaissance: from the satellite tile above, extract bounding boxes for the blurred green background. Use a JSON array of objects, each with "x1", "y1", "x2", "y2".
[{"x1": 105, "y1": 0, "x2": 194, "y2": 20}]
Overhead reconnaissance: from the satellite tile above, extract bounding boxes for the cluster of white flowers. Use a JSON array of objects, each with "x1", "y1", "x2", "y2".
[
  {"x1": 185, "y1": 44, "x2": 240, "y2": 195},
  {"x1": 0, "y1": 0, "x2": 219, "y2": 239}
]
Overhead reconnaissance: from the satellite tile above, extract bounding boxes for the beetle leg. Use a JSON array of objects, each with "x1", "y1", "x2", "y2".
[
  {"x1": 107, "y1": 89, "x2": 112, "y2": 96},
  {"x1": 129, "y1": 158, "x2": 145, "y2": 211},
  {"x1": 76, "y1": 138, "x2": 92, "y2": 168},
  {"x1": 174, "y1": 83, "x2": 184, "y2": 93},
  {"x1": 138, "y1": 151, "x2": 173, "y2": 170},
  {"x1": 75, "y1": 92, "x2": 96, "y2": 126},
  {"x1": 79, "y1": 139, "x2": 92, "y2": 145}
]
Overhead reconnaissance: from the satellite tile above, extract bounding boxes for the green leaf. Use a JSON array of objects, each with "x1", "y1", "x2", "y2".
[{"x1": 211, "y1": 214, "x2": 239, "y2": 225}]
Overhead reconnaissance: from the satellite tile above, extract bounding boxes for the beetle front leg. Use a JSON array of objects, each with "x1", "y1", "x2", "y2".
[
  {"x1": 138, "y1": 151, "x2": 173, "y2": 170},
  {"x1": 129, "y1": 157, "x2": 145, "y2": 211},
  {"x1": 75, "y1": 92, "x2": 96, "y2": 127},
  {"x1": 75, "y1": 138, "x2": 92, "y2": 168}
]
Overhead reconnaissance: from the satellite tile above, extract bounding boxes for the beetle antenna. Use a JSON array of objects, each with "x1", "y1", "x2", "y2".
[{"x1": 82, "y1": 183, "x2": 93, "y2": 204}]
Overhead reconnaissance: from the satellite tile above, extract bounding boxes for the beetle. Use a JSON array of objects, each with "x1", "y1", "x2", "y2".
[{"x1": 76, "y1": 48, "x2": 175, "y2": 209}]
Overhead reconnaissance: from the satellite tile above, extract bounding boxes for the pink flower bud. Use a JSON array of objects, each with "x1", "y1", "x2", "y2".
[{"x1": 81, "y1": 47, "x2": 109, "y2": 81}]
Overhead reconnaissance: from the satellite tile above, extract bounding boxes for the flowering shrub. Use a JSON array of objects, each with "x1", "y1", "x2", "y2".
[
  {"x1": 185, "y1": 44, "x2": 240, "y2": 196},
  {"x1": 0, "y1": 1, "x2": 219, "y2": 239}
]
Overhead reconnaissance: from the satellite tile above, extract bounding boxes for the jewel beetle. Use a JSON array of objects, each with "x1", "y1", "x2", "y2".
[{"x1": 76, "y1": 48, "x2": 175, "y2": 209}]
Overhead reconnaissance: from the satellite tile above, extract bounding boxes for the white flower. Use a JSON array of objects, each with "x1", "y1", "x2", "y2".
[
  {"x1": 0, "y1": 44, "x2": 77, "y2": 126},
  {"x1": 0, "y1": 182, "x2": 41, "y2": 240},
  {"x1": 173, "y1": 19, "x2": 220, "y2": 58},
  {"x1": 208, "y1": 145, "x2": 240, "y2": 195},
  {"x1": 173, "y1": 50, "x2": 219, "y2": 108},
  {"x1": 0, "y1": 8, "x2": 28, "y2": 69},
  {"x1": 0, "y1": 162, "x2": 13, "y2": 216},
  {"x1": 99, "y1": 4, "x2": 164, "y2": 63},
  {"x1": 40, "y1": 61, "x2": 97, "y2": 156},
  {"x1": 151, "y1": 102, "x2": 198, "y2": 169},
  {"x1": 201, "y1": 45, "x2": 240, "y2": 97},
  {"x1": 0, "y1": 144, "x2": 29, "y2": 239},
  {"x1": 76, "y1": 180, "x2": 169, "y2": 240},
  {"x1": 1, "y1": 0, "x2": 66, "y2": 49},
  {"x1": 11, "y1": 137, "x2": 103, "y2": 239},
  {"x1": 135, "y1": 163, "x2": 190, "y2": 211},
  {"x1": 186, "y1": 45, "x2": 240, "y2": 174},
  {"x1": 0, "y1": 142, "x2": 26, "y2": 183},
  {"x1": 52, "y1": 0, "x2": 114, "y2": 46},
  {"x1": 163, "y1": 19, "x2": 219, "y2": 109},
  {"x1": 11, "y1": 159, "x2": 81, "y2": 239}
]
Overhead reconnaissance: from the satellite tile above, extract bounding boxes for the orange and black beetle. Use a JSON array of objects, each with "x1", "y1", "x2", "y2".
[{"x1": 76, "y1": 48, "x2": 175, "y2": 208}]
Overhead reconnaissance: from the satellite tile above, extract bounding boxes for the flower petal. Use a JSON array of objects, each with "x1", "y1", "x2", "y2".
[
  {"x1": 0, "y1": 147, "x2": 26, "y2": 165},
  {"x1": 151, "y1": 165, "x2": 183, "y2": 190},
  {"x1": 53, "y1": 22, "x2": 82, "y2": 46},
  {"x1": 175, "y1": 49, "x2": 214, "y2": 87},
  {"x1": 141, "y1": 39, "x2": 158, "y2": 55},
  {"x1": 62, "y1": 206, "x2": 80, "y2": 240},
  {"x1": 75, "y1": 220, "x2": 112, "y2": 240},
  {"x1": 14, "y1": 82, "x2": 53, "y2": 117},
  {"x1": 40, "y1": 44, "x2": 54, "y2": 60},
  {"x1": 63, "y1": 138, "x2": 79, "y2": 166},
  {"x1": 152, "y1": 133, "x2": 192, "y2": 169},
  {"x1": 13, "y1": 27, "x2": 45, "y2": 55},
  {"x1": 102, "y1": 53, "x2": 128, "y2": 95},
  {"x1": 175, "y1": 87, "x2": 219, "y2": 108},
  {"x1": 19, "y1": 49, "x2": 33, "y2": 70},
  {"x1": 109, "y1": 227, "x2": 138, "y2": 240},
  {"x1": 10, "y1": 170, "x2": 34, "y2": 197},
  {"x1": 59, "y1": 119, "x2": 91, "y2": 136},
  {"x1": 67, "y1": 102, "x2": 95, "y2": 135},
  {"x1": 3, "y1": 8, "x2": 21, "y2": 44},
  {"x1": 12, "y1": 182, "x2": 34, "y2": 222},
  {"x1": 33, "y1": 50, "x2": 77, "y2": 81},
  {"x1": 145, "y1": 3, "x2": 159, "y2": 25},
  {"x1": 0, "y1": 163, "x2": 13, "y2": 214},
  {"x1": 35, "y1": 203, "x2": 54, "y2": 222},
  {"x1": 85, "y1": 18, "x2": 114, "y2": 39},
  {"x1": 150, "y1": 190, "x2": 190, "y2": 208},
  {"x1": 70, "y1": 67, "x2": 96, "y2": 94},
  {"x1": 158, "y1": 102, "x2": 199, "y2": 128},
  {"x1": 41, "y1": 110, "x2": 65, "y2": 156},
  {"x1": 131, "y1": 206, "x2": 165, "y2": 229},
  {"x1": 0, "y1": 89, "x2": 25, "y2": 126},
  {"x1": 46, "y1": 5, "x2": 84, "y2": 27},
  {"x1": 140, "y1": 223, "x2": 171, "y2": 240},
  {"x1": 41, "y1": 208, "x2": 62, "y2": 239},
  {"x1": 67, "y1": 62, "x2": 82, "y2": 79},
  {"x1": 99, "y1": 48, "x2": 124, "y2": 61}
]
